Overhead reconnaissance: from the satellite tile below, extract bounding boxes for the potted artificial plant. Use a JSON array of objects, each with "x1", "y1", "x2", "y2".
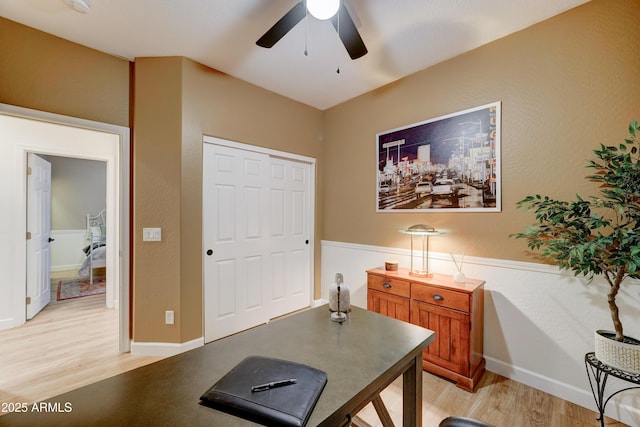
[{"x1": 512, "y1": 119, "x2": 640, "y2": 374}]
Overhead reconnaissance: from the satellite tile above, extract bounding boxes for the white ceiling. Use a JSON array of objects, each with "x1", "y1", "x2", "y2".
[{"x1": 1, "y1": 0, "x2": 590, "y2": 110}]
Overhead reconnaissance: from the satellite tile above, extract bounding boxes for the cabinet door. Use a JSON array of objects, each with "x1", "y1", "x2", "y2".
[
  {"x1": 368, "y1": 289, "x2": 410, "y2": 322},
  {"x1": 411, "y1": 300, "x2": 470, "y2": 376}
]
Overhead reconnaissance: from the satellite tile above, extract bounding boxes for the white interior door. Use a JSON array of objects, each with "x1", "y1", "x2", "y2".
[
  {"x1": 268, "y1": 157, "x2": 311, "y2": 317},
  {"x1": 26, "y1": 153, "x2": 52, "y2": 320},
  {"x1": 203, "y1": 144, "x2": 270, "y2": 342}
]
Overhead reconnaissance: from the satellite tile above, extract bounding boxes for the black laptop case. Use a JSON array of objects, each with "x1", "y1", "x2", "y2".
[{"x1": 200, "y1": 355, "x2": 328, "y2": 427}]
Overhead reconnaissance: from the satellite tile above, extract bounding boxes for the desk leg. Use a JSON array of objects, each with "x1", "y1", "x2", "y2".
[{"x1": 402, "y1": 354, "x2": 422, "y2": 427}]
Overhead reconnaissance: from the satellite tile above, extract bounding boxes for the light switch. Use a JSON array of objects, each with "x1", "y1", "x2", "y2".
[
  {"x1": 143, "y1": 227, "x2": 162, "y2": 242},
  {"x1": 165, "y1": 310, "x2": 174, "y2": 325}
]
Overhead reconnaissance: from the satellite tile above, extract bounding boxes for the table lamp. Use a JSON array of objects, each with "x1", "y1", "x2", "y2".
[
  {"x1": 330, "y1": 277, "x2": 347, "y2": 323},
  {"x1": 399, "y1": 224, "x2": 442, "y2": 277}
]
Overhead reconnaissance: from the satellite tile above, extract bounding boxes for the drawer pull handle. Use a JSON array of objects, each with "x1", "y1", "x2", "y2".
[
  {"x1": 383, "y1": 283, "x2": 392, "y2": 288},
  {"x1": 433, "y1": 294, "x2": 444, "y2": 301}
]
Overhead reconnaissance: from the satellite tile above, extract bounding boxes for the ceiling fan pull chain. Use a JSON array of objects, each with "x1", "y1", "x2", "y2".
[
  {"x1": 336, "y1": 7, "x2": 340, "y2": 73},
  {"x1": 304, "y1": 3, "x2": 309, "y2": 56}
]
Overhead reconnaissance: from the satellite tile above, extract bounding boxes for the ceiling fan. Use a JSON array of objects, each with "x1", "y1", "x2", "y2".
[{"x1": 256, "y1": 0, "x2": 368, "y2": 60}]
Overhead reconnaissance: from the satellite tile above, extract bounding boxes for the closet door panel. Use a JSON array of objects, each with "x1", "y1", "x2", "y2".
[
  {"x1": 204, "y1": 141, "x2": 314, "y2": 343},
  {"x1": 203, "y1": 144, "x2": 269, "y2": 343}
]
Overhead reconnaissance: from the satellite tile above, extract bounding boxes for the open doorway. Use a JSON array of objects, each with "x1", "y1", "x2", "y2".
[
  {"x1": 36, "y1": 155, "x2": 109, "y2": 318},
  {"x1": 0, "y1": 104, "x2": 130, "y2": 352}
]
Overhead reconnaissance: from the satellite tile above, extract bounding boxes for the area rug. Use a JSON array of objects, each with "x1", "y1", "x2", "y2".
[{"x1": 56, "y1": 276, "x2": 106, "y2": 301}]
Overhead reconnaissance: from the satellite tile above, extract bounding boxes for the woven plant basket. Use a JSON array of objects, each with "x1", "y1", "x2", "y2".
[{"x1": 594, "y1": 330, "x2": 640, "y2": 374}]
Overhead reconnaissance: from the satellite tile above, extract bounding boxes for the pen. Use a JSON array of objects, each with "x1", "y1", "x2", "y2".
[{"x1": 251, "y1": 378, "x2": 297, "y2": 392}]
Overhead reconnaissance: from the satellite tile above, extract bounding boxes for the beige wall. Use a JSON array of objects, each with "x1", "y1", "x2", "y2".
[
  {"x1": 322, "y1": 0, "x2": 640, "y2": 262},
  {"x1": 133, "y1": 57, "x2": 323, "y2": 343},
  {"x1": 132, "y1": 57, "x2": 184, "y2": 342},
  {"x1": 0, "y1": 18, "x2": 129, "y2": 127},
  {"x1": 45, "y1": 156, "x2": 107, "y2": 230}
]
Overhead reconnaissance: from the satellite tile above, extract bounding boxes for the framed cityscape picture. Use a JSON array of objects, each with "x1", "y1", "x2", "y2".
[{"x1": 376, "y1": 102, "x2": 501, "y2": 212}]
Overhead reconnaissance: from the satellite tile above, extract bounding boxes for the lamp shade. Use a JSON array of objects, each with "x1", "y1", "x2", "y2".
[
  {"x1": 306, "y1": 0, "x2": 340, "y2": 20},
  {"x1": 399, "y1": 224, "x2": 442, "y2": 277},
  {"x1": 399, "y1": 224, "x2": 441, "y2": 236}
]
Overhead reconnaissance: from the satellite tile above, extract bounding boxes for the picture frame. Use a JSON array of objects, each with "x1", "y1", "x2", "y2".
[{"x1": 376, "y1": 102, "x2": 501, "y2": 212}]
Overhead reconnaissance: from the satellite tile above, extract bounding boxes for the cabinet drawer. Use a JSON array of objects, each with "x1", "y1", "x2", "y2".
[
  {"x1": 367, "y1": 275, "x2": 410, "y2": 298},
  {"x1": 411, "y1": 283, "x2": 469, "y2": 312}
]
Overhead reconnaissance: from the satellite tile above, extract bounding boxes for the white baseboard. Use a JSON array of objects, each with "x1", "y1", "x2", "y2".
[
  {"x1": 486, "y1": 356, "x2": 640, "y2": 425},
  {"x1": 51, "y1": 264, "x2": 82, "y2": 272},
  {"x1": 486, "y1": 356, "x2": 594, "y2": 410},
  {"x1": 130, "y1": 337, "x2": 204, "y2": 357},
  {"x1": 312, "y1": 298, "x2": 327, "y2": 308},
  {"x1": 0, "y1": 317, "x2": 18, "y2": 330}
]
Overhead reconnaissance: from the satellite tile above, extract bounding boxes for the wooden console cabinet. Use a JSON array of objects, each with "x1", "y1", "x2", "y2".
[{"x1": 367, "y1": 267, "x2": 485, "y2": 392}]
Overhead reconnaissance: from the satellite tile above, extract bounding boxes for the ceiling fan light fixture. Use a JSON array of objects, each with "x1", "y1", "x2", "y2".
[{"x1": 306, "y1": 0, "x2": 340, "y2": 20}]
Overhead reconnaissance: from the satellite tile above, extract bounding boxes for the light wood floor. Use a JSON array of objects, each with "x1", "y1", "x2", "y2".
[
  {"x1": 0, "y1": 274, "x2": 628, "y2": 425},
  {"x1": 355, "y1": 370, "x2": 628, "y2": 427},
  {"x1": 0, "y1": 272, "x2": 162, "y2": 412}
]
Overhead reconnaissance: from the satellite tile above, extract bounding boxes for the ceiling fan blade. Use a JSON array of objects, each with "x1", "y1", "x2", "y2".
[
  {"x1": 256, "y1": 2, "x2": 306, "y2": 48},
  {"x1": 331, "y1": 5, "x2": 367, "y2": 60}
]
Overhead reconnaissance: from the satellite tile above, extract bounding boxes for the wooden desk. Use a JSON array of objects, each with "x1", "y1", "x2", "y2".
[{"x1": 2, "y1": 306, "x2": 434, "y2": 426}]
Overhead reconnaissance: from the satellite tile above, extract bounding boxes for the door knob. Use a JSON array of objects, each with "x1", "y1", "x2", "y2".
[
  {"x1": 206, "y1": 249, "x2": 213, "y2": 256},
  {"x1": 48, "y1": 237, "x2": 55, "y2": 242}
]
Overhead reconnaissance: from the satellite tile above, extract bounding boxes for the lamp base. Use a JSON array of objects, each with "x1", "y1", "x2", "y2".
[
  {"x1": 409, "y1": 270, "x2": 433, "y2": 278},
  {"x1": 331, "y1": 311, "x2": 347, "y2": 323}
]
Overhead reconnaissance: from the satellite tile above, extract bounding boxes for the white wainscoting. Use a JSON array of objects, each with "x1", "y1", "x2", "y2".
[
  {"x1": 50, "y1": 229, "x2": 87, "y2": 272},
  {"x1": 321, "y1": 240, "x2": 640, "y2": 426}
]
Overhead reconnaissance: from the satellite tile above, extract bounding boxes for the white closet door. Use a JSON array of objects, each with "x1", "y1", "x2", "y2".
[
  {"x1": 203, "y1": 141, "x2": 313, "y2": 343},
  {"x1": 268, "y1": 157, "x2": 311, "y2": 318},
  {"x1": 203, "y1": 144, "x2": 270, "y2": 342},
  {"x1": 26, "y1": 153, "x2": 52, "y2": 320}
]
